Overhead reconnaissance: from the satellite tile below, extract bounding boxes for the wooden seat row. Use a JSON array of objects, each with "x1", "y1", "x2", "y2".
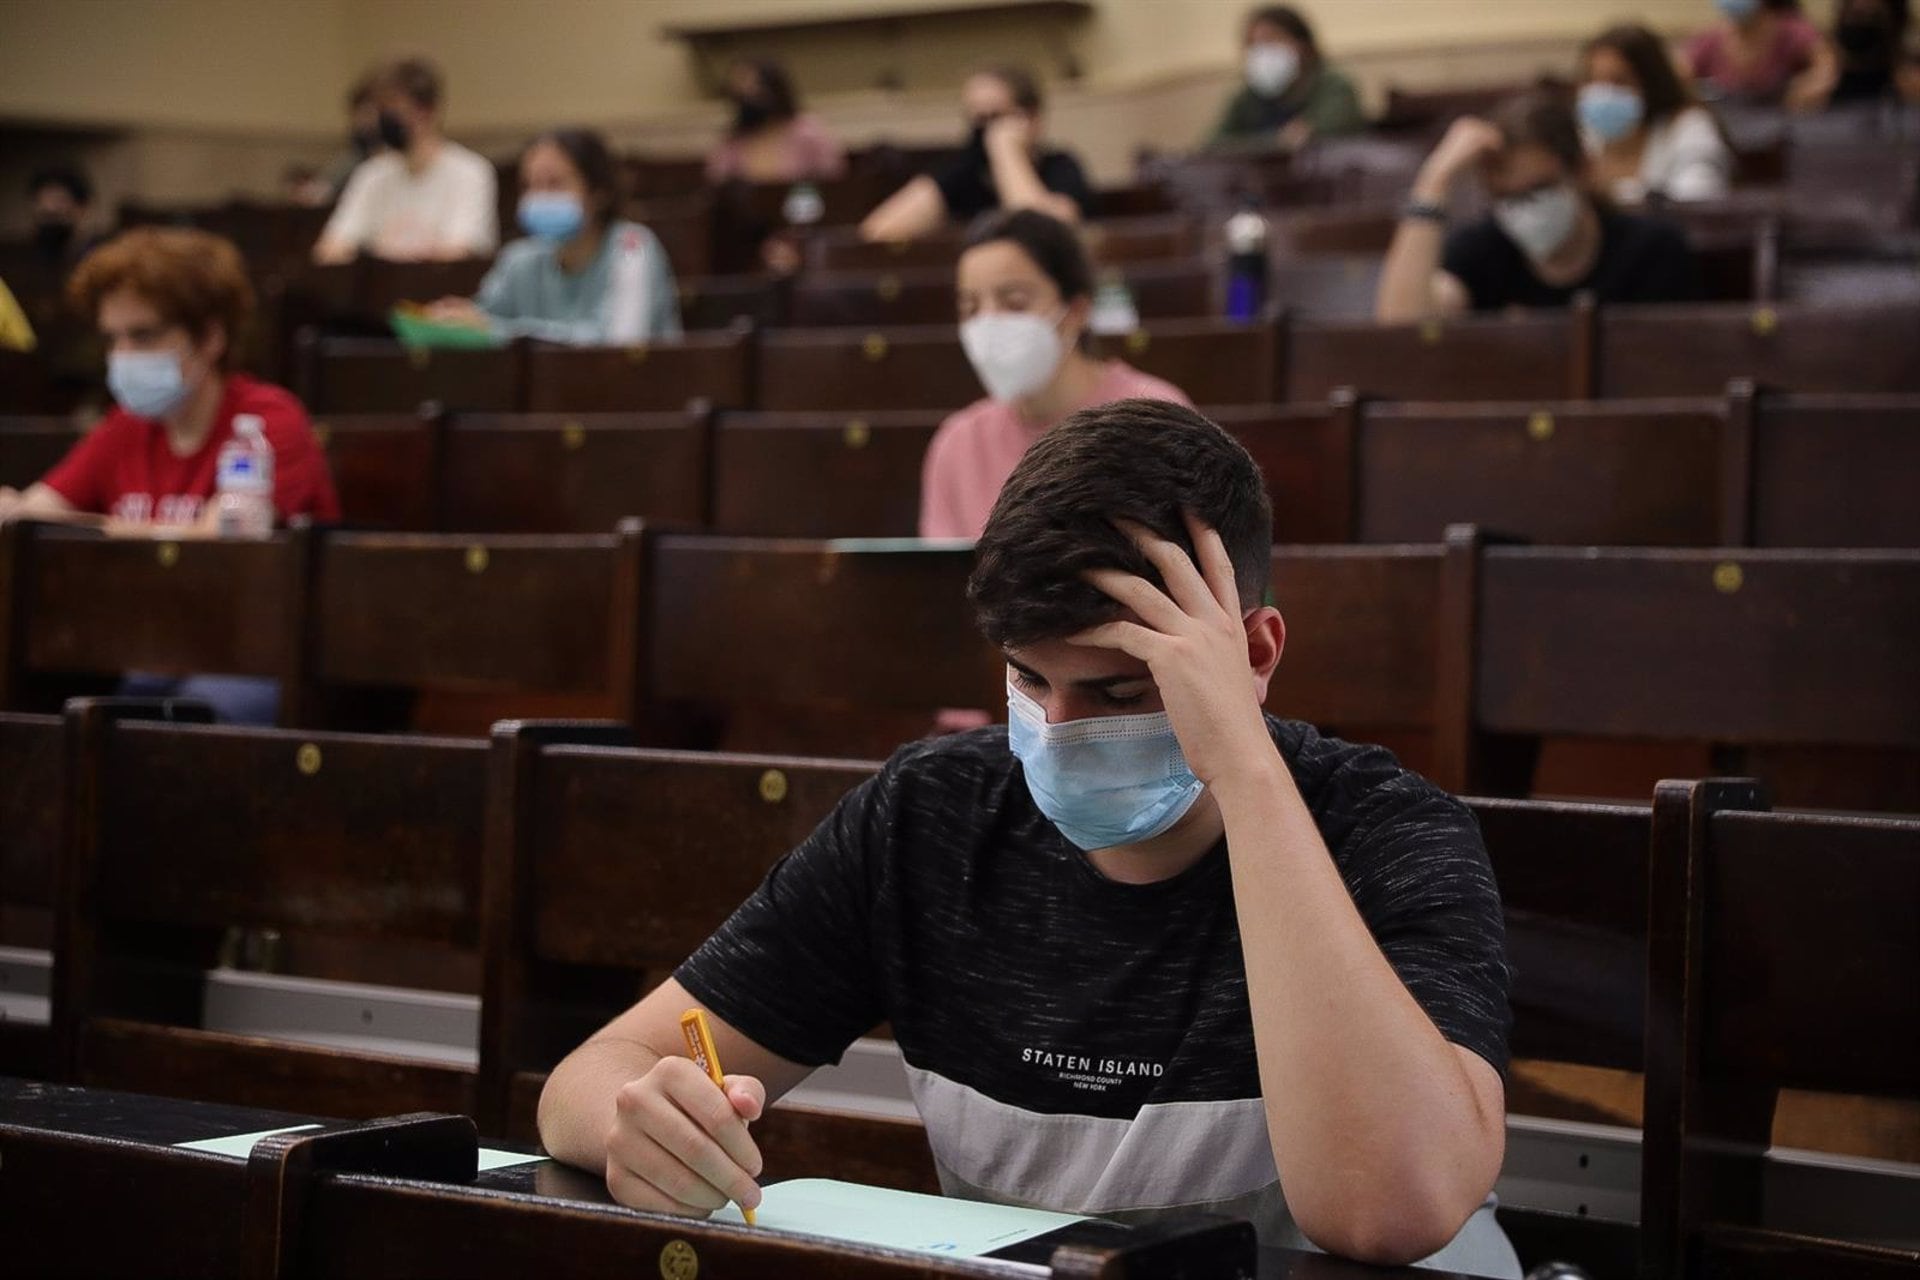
[
  {"x1": 251, "y1": 300, "x2": 1920, "y2": 421},
  {"x1": 2, "y1": 521, "x2": 1916, "y2": 810},
  {"x1": 9, "y1": 383, "x2": 1905, "y2": 547},
  {"x1": 0, "y1": 1081, "x2": 1258, "y2": 1279},
  {"x1": 2, "y1": 704, "x2": 1913, "y2": 1277}
]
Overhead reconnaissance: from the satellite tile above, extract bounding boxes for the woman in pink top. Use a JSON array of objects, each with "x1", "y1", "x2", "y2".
[
  {"x1": 1687, "y1": 0, "x2": 1837, "y2": 107},
  {"x1": 705, "y1": 59, "x2": 847, "y2": 185},
  {"x1": 919, "y1": 209, "x2": 1192, "y2": 540}
]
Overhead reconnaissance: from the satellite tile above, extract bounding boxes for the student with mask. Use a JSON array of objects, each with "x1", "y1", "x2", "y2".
[
  {"x1": 1815, "y1": 0, "x2": 1911, "y2": 105},
  {"x1": 322, "y1": 72, "x2": 386, "y2": 198},
  {"x1": 1579, "y1": 23, "x2": 1734, "y2": 204},
  {"x1": 860, "y1": 66, "x2": 1092, "y2": 242},
  {"x1": 27, "y1": 165, "x2": 103, "y2": 268},
  {"x1": 1375, "y1": 91, "x2": 1700, "y2": 323},
  {"x1": 919, "y1": 210, "x2": 1191, "y2": 541},
  {"x1": 426, "y1": 128, "x2": 681, "y2": 345},
  {"x1": 704, "y1": 58, "x2": 847, "y2": 185},
  {"x1": 0, "y1": 228, "x2": 339, "y2": 722},
  {"x1": 1207, "y1": 5, "x2": 1365, "y2": 151},
  {"x1": 1686, "y1": 0, "x2": 1836, "y2": 106},
  {"x1": 313, "y1": 56, "x2": 498, "y2": 264},
  {"x1": 537, "y1": 397, "x2": 1519, "y2": 1274}
]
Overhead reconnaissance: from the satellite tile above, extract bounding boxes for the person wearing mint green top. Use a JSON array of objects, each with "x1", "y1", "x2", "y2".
[
  {"x1": 1208, "y1": 5, "x2": 1365, "y2": 151},
  {"x1": 428, "y1": 128, "x2": 682, "y2": 344}
]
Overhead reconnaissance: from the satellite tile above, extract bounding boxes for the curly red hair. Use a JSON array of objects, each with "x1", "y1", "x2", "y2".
[{"x1": 67, "y1": 227, "x2": 254, "y2": 370}]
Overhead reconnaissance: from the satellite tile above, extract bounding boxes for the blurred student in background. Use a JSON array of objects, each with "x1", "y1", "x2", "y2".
[
  {"x1": 1819, "y1": 0, "x2": 1911, "y2": 104},
  {"x1": 28, "y1": 165, "x2": 104, "y2": 268},
  {"x1": 321, "y1": 72, "x2": 387, "y2": 198},
  {"x1": 1207, "y1": 5, "x2": 1365, "y2": 151},
  {"x1": 1687, "y1": 0, "x2": 1836, "y2": 107},
  {"x1": 1579, "y1": 24, "x2": 1734, "y2": 203},
  {"x1": 705, "y1": 58, "x2": 847, "y2": 185},
  {"x1": 313, "y1": 56, "x2": 498, "y2": 264},
  {"x1": 919, "y1": 210, "x2": 1191, "y2": 540},
  {"x1": 0, "y1": 228, "x2": 337, "y2": 721},
  {"x1": 862, "y1": 66, "x2": 1091, "y2": 242},
  {"x1": 429, "y1": 128, "x2": 681, "y2": 344},
  {"x1": 1376, "y1": 91, "x2": 1699, "y2": 322}
]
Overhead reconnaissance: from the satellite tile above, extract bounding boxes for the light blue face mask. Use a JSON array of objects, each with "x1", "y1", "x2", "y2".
[
  {"x1": 518, "y1": 191, "x2": 586, "y2": 243},
  {"x1": 1577, "y1": 82, "x2": 1645, "y2": 144},
  {"x1": 1007, "y1": 682, "x2": 1205, "y2": 852},
  {"x1": 1716, "y1": 0, "x2": 1761, "y2": 19},
  {"x1": 107, "y1": 349, "x2": 191, "y2": 419}
]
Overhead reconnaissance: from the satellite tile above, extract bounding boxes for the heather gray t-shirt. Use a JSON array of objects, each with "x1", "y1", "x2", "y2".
[{"x1": 677, "y1": 717, "x2": 1519, "y2": 1275}]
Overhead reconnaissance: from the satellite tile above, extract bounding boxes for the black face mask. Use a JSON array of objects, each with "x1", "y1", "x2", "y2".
[
  {"x1": 32, "y1": 221, "x2": 74, "y2": 257},
  {"x1": 966, "y1": 117, "x2": 997, "y2": 158},
  {"x1": 376, "y1": 110, "x2": 412, "y2": 152},
  {"x1": 732, "y1": 97, "x2": 773, "y2": 133},
  {"x1": 1836, "y1": 17, "x2": 1891, "y2": 56}
]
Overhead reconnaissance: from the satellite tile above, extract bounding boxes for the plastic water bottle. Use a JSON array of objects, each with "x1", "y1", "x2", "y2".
[
  {"x1": 782, "y1": 181, "x2": 825, "y2": 227},
  {"x1": 1224, "y1": 197, "x2": 1270, "y2": 322},
  {"x1": 215, "y1": 414, "x2": 275, "y2": 539},
  {"x1": 1089, "y1": 272, "x2": 1141, "y2": 336}
]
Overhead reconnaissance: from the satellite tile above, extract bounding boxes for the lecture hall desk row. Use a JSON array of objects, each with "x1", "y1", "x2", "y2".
[
  {"x1": 3, "y1": 519, "x2": 1917, "y2": 808},
  {"x1": 8, "y1": 382, "x2": 1910, "y2": 548},
  {"x1": 0, "y1": 704, "x2": 1915, "y2": 1278},
  {"x1": 3, "y1": 295, "x2": 1915, "y2": 421},
  {"x1": 256, "y1": 299, "x2": 1920, "y2": 418}
]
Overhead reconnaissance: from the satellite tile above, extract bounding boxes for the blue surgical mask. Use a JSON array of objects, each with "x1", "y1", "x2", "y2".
[
  {"x1": 107, "y1": 349, "x2": 191, "y2": 419},
  {"x1": 1578, "y1": 82, "x2": 1645, "y2": 144},
  {"x1": 518, "y1": 191, "x2": 586, "y2": 243},
  {"x1": 1007, "y1": 683, "x2": 1205, "y2": 851},
  {"x1": 1716, "y1": 0, "x2": 1761, "y2": 19}
]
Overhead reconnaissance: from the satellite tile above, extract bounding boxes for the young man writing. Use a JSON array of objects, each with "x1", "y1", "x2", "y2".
[{"x1": 539, "y1": 399, "x2": 1518, "y2": 1274}]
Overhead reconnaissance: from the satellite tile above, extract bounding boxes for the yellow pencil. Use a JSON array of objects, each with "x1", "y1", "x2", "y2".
[{"x1": 680, "y1": 1007, "x2": 756, "y2": 1225}]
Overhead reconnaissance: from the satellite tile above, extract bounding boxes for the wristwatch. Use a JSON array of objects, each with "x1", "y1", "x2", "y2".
[{"x1": 1402, "y1": 199, "x2": 1448, "y2": 224}]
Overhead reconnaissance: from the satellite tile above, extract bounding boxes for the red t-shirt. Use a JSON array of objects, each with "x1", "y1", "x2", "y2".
[{"x1": 42, "y1": 373, "x2": 340, "y2": 526}]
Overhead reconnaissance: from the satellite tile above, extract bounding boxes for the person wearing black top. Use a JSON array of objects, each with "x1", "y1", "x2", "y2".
[
  {"x1": 1376, "y1": 90, "x2": 1699, "y2": 321},
  {"x1": 860, "y1": 65, "x2": 1092, "y2": 242},
  {"x1": 537, "y1": 398, "x2": 1520, "y2": 1274}
]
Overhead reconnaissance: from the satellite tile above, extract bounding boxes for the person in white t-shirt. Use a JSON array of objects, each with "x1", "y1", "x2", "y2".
[{"x1": 313, "y1": 56, "x2": 499, "y2": 264}]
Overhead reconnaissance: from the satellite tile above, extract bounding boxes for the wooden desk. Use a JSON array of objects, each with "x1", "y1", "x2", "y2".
[{"x1": 0, "y1": 1077, "x2": 1495, "y2": 1279}]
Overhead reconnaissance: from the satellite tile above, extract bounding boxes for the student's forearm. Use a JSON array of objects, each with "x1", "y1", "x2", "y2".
[
  {"x1": 1375, "y1": 217, "x2": 1448, "y2": 323},
  {"x1": 1376, "y1": 163, "x2": 1457, "y2": 323},
  {"x1": 985, "y1": 142, "x2": 1055, "y2": 213},
  {"x1": 538, "y1": 1036, "x2": 665, "y2": 1171},
  {"x1": 1214, "y1": 753, "x2": 1502, "y2": 1264}
]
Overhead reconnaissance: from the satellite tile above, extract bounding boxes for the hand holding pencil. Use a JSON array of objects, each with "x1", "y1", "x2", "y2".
[{"x1": 600, "y1": 1007, "x2": 766, "y2": 1219}]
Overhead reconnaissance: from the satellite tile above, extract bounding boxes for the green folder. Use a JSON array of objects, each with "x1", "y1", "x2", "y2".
[
  {"x1": 710, "y1": 1178, "x2": 1088, "y2": 1257},
  {"x1": 389, "y1": 307, "x2": 503, "y2": 350}
]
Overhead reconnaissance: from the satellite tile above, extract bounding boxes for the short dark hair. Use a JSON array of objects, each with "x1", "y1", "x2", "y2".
[
  {"x1": 969, "y1": 399, "x2": 1274, "y2": 650},
  {"x1": 28, "y1": 165, "x2": 92, "y2": 206},
  {"x1": 525, "y1": 128, "x2": 620, "y2": 227},
  {"x1": 1244, "y1": 5, "x2": 1322, "y2": 58},
  {"x1": 1488, "y1": 89, "x2": 1586, "y2": 177},
  {"x1": 974, "y1": 64, "x2": 1043, "y2": 114},
  {"x1": 1583, "y1": 23, "x2": 1697, "y2": 123},
  {"x1": 732, "y1": 58, "x2": 799, "y2": 128},
  {"x1": 377, "y1": 56, "x2": 444, "y2": 110},
  {"x1": 961, "y1": 208, "x2": 1094, "y2": 302}
]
